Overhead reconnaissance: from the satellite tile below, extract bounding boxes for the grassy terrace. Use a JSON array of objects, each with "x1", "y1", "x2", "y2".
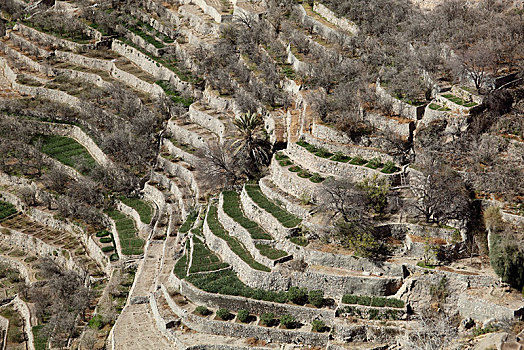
[
  {"x1": 276, "y1": 153, "x2": 325, "y2": 183},
  {"x1": 174, "y1": 241, "x2": 189, "y2": 279},
  {"x1": 207, "y1": 206, "x2": 270, "y2": 272},
  {"x1": 105, "y1": 209, "x2": 144, "y2": 255},
  {"x1": 295, "y1": 141, "x2": 400, "y2": 174},
  {"x1": 222, "y1": 191, "x2": 272, "y2": 240},
  {"x1": 0, "y1": 201, "x2": 18, "y2": 221},
  {"x1": 442, "y1": 94, "x2": 478, "y2": 107},
  {"x1": 428, "y1": 103, "x2": 451, "y2": 111},
  {"x1": 190, "y1": 236, "x2": 229, "y2": 273},
  {"x1": 37, "y1": 135, "x2": 96, "y2": 174},
  {"x1": 118, "y1": 196, "x2": 153, "y2": 224},
  {"x1": 255, "y1": 244, "x2": 288, "y2": 260},
  {"x1": 341, "y1": 294, "x2": 404, "y2": 308},
  {"x1": 244, "y1": 185, "x2": 302, "y2": 228},
  {"x1": 156, "y1": 80, "x2": 193, "y2": 107},
  {"x1": 179, "y1": 211, "x2": 198, "y2": 234},
  {"x1": 21, "y1": 21, "x2": 92, "y2": 44}
]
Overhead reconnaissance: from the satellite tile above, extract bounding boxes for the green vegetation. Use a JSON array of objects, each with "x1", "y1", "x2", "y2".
[
  {"x1": 118, "y1": 196, "x2": 153, "y2": 224},
  {"x1": 105, "y1": 209, "x2": 144, "y2": 255},
  {"x1": 289, "y1": 165, "x2": 301, "y2": 172},
  {"x1": 473, "y1": 324, "x2": 499, "y2": 336},
  {"x1": 36, "y1": 135, "x2": 96, "y2": 174},
  {"x1": 186, "y1": 269, "x2": 290, "y2": 303},
  {"x1": 207, "y1": 206, "x2": 270, "y2": 272},
  {"x1": 174, "y1": 253, "x2": 188, "y2": 279},
  {"x1": 287, "y1": 286, "x2": 308, "y2": 305},
  {"x1": 331, "y1": 152, "x2": 351, "y2": 163},
  {"x1": 308, "y1": 290, "x2": 324, "y2": 308},
  {"x1": 341, "y1": 294, "x2": 404, "y2": 308},
  {"x1": 101, "y1": 246, "x2": 115, "y2": 252},
  {"x1": 490, "y1": 233, "x2": 524, "y2": 290},
  {"x1": 279, "y1": 314, "x2": 295, "y2": 328},
  {"x1": 244, "y1": 185, "x2": 302, "y2": 228},
  {"x1": 416, "y1": 261, "x2": 436, "y2": 269},
  {"x1": 126, "y1": 23, "x2": 164, "y2": 48},
  {"x1": 337, "y1": 305, "x2": 402, "y2": 320},
  {"x1": 428, "y1": 103, "x2": 451, "y2": 111},
  {"x1": 0, "y1": 201, "x2": 17, "y2": 221},
  {"x1": 156, "y1": 80, "x2": 194, "y2": 107},
  {"x1": 312, "y1": 319, "x2": 327, "y2": 332},
  {"x1": 260, "y1": 312, "x2": 276, "y2": 326},
  {"x1": 33, "y1": 325, "x2": 48, "y2": 350},
  {"x1": 95, "y1": 230, "x2": 110, "y2": 237},
  {"x1": 315, "y1": 148, "x2": 333, "y2": 158},
  {"x1": 195, "y1": 305, "x2": 211, "y2": 316},
  {"x1": 350, "y1": 155, "x2": 367, "y2": 166},
  {"x1": 365, "y1": 157, "x2": 383, "y2": 169},
  {"x1": 222, "y1": 191, "x2": 272, "y2": 240},
  {"x1": 180, "y1": 211, "x2": 198, "y2": 233},
  {"x1": 100, "y1": 237, "x2": 112, "y2": 243},
  {"x1": 286, "y1": 234, "x2": 307, "y2": 246},
  {"x1": 237, "y1": 309, "x2": 250, "y2": 323},
  {"x1": 381, "y1": 161, "x2": 400, "y2": 174},
  {"x1": 255, "y1": 244, "x2": 288, "y2": 260},
  {"x1": 442, "y1": 94, "x2": 478, "y2": 107},
  {"x1": 22, "y1": 20, "x2": 91, "y2": 44},
  {"x1": 216, "y1": 308, "x2": 232, "y2": 320},
  {"x1": 190, "y1": 237, "x2": 229, "y2": 273}
]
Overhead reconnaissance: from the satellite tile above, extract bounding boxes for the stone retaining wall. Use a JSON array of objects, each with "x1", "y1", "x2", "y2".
[
  {"x1": 376, "y1": 83, "x2": 425, "y2": 121},
  {"x1": 293, "y1": 4, "x2": 344, "y2": 45},
  {"x1": 188, "y1": 104, "x2": 226, "y2": 141},
  {"x1": 302, "y1": 133, "x2": 395, "y2": 164},
  {"x1": 259, "y1": 177, "x2": 311, "y2": 219},
  {"x1": 0, "y1": 40, "x2": 47, "y2": 75},
  {"x1": 11, "y1": 296, "x2": 35, "y2": 350},
  {"x1": 182, "y1": 0, "x2": 231, "y2": 23},
  {"x1": 366, "y1": 112, "x2": 413, "y2": 139},
  {"x1": 15, "y1": 23, "x2": 89, "y2": 52},
  {"x1": 420, "y1": 104, "x2": 449, "y2": 126},
  {"x1": 458, "y1": 293, "x2": 524, "y2": 322},
  {"x1": 287, "y1": 142, "x2": 399, "y2": 181},
  {"x1": 0, "y1": 256, "x2": 31, "y2": 284},
  {"x1": 9, "y1": 29, "x2": 51, "y2": 59},
  {"x1": 111, "y1": 40, "x2": 190, "y2": 93},
  {"x1": 167, "y1": 120, "x2": 209, "y2": 150},
  {"x1": 117, "y1": 200, "x2": 150, "y2": 236},
  {"x1": 167, "y1": 276, "x2": 335, "y2": 323},
  {"x1": 160, "y1": 285, "x2": 329, "y2": 346},
  {"x1": 151, "y1": 171, "x2": 188, "y2": 219},
  {"x1": 240, "y1": 185, "x2": 295, "y2": 240},
  {"x1": 286, "y1": 44, "x2": 310, "y2": 73},
  {"x1": 312, "y1": 3, "x2": 358, "y2": 34},
  {"x1": 217, "y1": 194, "x2": 277, "y2": 267}
]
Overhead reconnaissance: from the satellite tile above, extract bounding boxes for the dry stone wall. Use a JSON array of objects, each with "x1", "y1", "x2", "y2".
[
  {"x1": 458, "y1": 293, "x2": 524, "y2": 322},
  {"x1": 312, "y1": 3, "x2": 358, "y2": 34},
  {"x1": 160, "y1": 286, "x2": 329, "y2": 346},
  {"x1": 376, "y1": 83, "x2": 425, "y2": 121},
  {"x1": 15, "y1": 24, "x2": 88, "y2": 52},
  {"x1": 188, "y1": 104, "x2": 226, "y2": 141}
]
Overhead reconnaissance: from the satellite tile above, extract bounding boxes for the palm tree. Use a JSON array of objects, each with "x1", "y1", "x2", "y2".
[{"x1": 232, "y1": 111, "x2": 271, "y2": 174}]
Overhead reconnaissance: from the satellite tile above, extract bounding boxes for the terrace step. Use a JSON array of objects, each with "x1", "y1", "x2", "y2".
[{"x1": 167, "y1": 116, "x2": 219, "y2": 150}]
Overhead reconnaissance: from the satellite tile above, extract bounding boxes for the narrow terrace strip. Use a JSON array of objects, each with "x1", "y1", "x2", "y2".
[
  {"x1": 189, "y1": 236, "x2": 229, "y2": 273},
  {"x1": 118, "y1": 196, "x2": 153, "y2": 224},
  {"x1": 207, "y1": 206, "x2": 270, "y2": 272},
  {"x1": 222, "y1": 191, "x2": 272, "y2": 240},
  {"x1": 105, "y1": 209, "x2": 145, "y2": 256},
  {"x1": 244, "y1": 185, "x2": 302, "y2": 228}
]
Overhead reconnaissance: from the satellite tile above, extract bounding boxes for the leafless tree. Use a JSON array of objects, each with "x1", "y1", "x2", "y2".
[{"x1": 197, "y1": 142, "x2": 245, "y2": 189}]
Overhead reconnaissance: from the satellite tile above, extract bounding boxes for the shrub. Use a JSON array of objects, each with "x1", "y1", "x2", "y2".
[
  {"x1": 261, "y1": 312, "x2": 275, "y2": 326},
  {"x1": 311, "y1": 319, "x2": 326, "y2": 332},
  {"x1": 237, "y1": 309, "x2": 249, "y2": 323},
  {"x1": 381, "y1": 161, "x2": 399, "y2": 174},
  {"x1": 365, "y1": 157, "x2": 383, "y2": 169},
  {"x1": 96, "y1": 230, "x2": 110, "y2": 237},
  {"x1": 275, "y1": 152, "x2": 289, "y2": 161},
  {"x1": 369, "y1": 308, "x2": 380, "y2": 320},
  {"x1": 385, "y1": 298, "x2": 404, "y2": 308},
  {"x1": 279, "y1": 314, "x2": 295, "y2": 329},
  {"x1": 308, "y1": 290, "x2": 324, "y2": 308},
  {"x1": 371, "y1": 297, "x2": 386, "y2": 307},
  {"x1": 350, "y1": 156, "x2": 367, "y2": 165},
  {"x1": 315, "y1": 148, "x2": 333, "y2": 158},
  {"x1": 88, "y1": 314, "x2": 105, "y2": 329},
  {"x1": 288, "y1": 287, "x2": 308, "y2": 305},
  {"x1": 110, "y1": 253, "x2": 119, "y2": 261},
  {"x1": 195, "y1": 306, "x2": 211, "y2": 316},
  {"x1": 289, "y1": 166, "x2": 301, "y2": 172},
  {"x1": 101, "y1": 246, "x2": 114, "y2": 253},
  {"x1": 309, "y1": 173, "x2": 325, "y2": 183},
  {"x1": 297, "y1": 170, "x2": 312, "y2": 178},
  {"x1": 279, "y1": 159, "x2": 293, "y2": 166},
  {"x1": 331, "y1": 152, "x2": 351, "y2": 163},
  {"x1": 490, "y1": 234, "x2": 524, "y2": 290},
  {"x1": 216, "y1": 308, "x2": 231, "y2": 320},
  {"x1": 99, "y1": 237, "x2": 112, "y2": 244},
  {"x1": 341, "y1": 294, "x2": 358, "y2": 305}
]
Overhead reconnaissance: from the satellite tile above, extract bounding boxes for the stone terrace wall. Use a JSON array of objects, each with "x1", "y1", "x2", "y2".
[
  {"x1": 376, "y1": 83, "x2": 425, "y2": 121},
  {"x1": 217, "y1": 194, "x2": 278, "y2": 267},
  {"x1": 167, "y1": 277, "x2": 335, "y2": 323},
  {"x1": 188, "y1": 104, "x2": 226, "y2": 141},
  {"x1": 312, "y1": 2, "x2": 358, "y2": 34},
  {"x1": 458, "y1": 293, "x2": 524, "y2": 322},
  {"x1": 111, "y1": 40, "x2": 190, "y2": 93},
  {"x1": 366, "y1": 112, "x2": 413, "y2": 139},
  {"x1": 0, "y1": 40, "x2": 47, "y2": 75},
  {"x1": 160, "y1": 286, "x2": 329, "y2": 346},
  {"x1": 269, "y1": 158, "x2": 324, "y2": 203},
  {"x1": 15, "y1": 23, "x2": 88, "y2": 52},
  {"x1": 9, "y1": 30, "x2": 51, "y2": 59},
  {"x1": 287, "y1": 142, "x2": 399, "y2": 181},
  {"x1": 302, "y1": 134, "x2": 395, "y2": 164},
  {"x1": 259, "y1": 177, "x2": 311, "y2": 219},
  {"x1": 11, "y1": 296, "x2": 35, "y2": 350},
  {"x1": 0, "y1": 256, "x2": 31, "y2": 284},
  {"x1": 167, "y1": 120, "x2": 208, "y2": 150}
]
